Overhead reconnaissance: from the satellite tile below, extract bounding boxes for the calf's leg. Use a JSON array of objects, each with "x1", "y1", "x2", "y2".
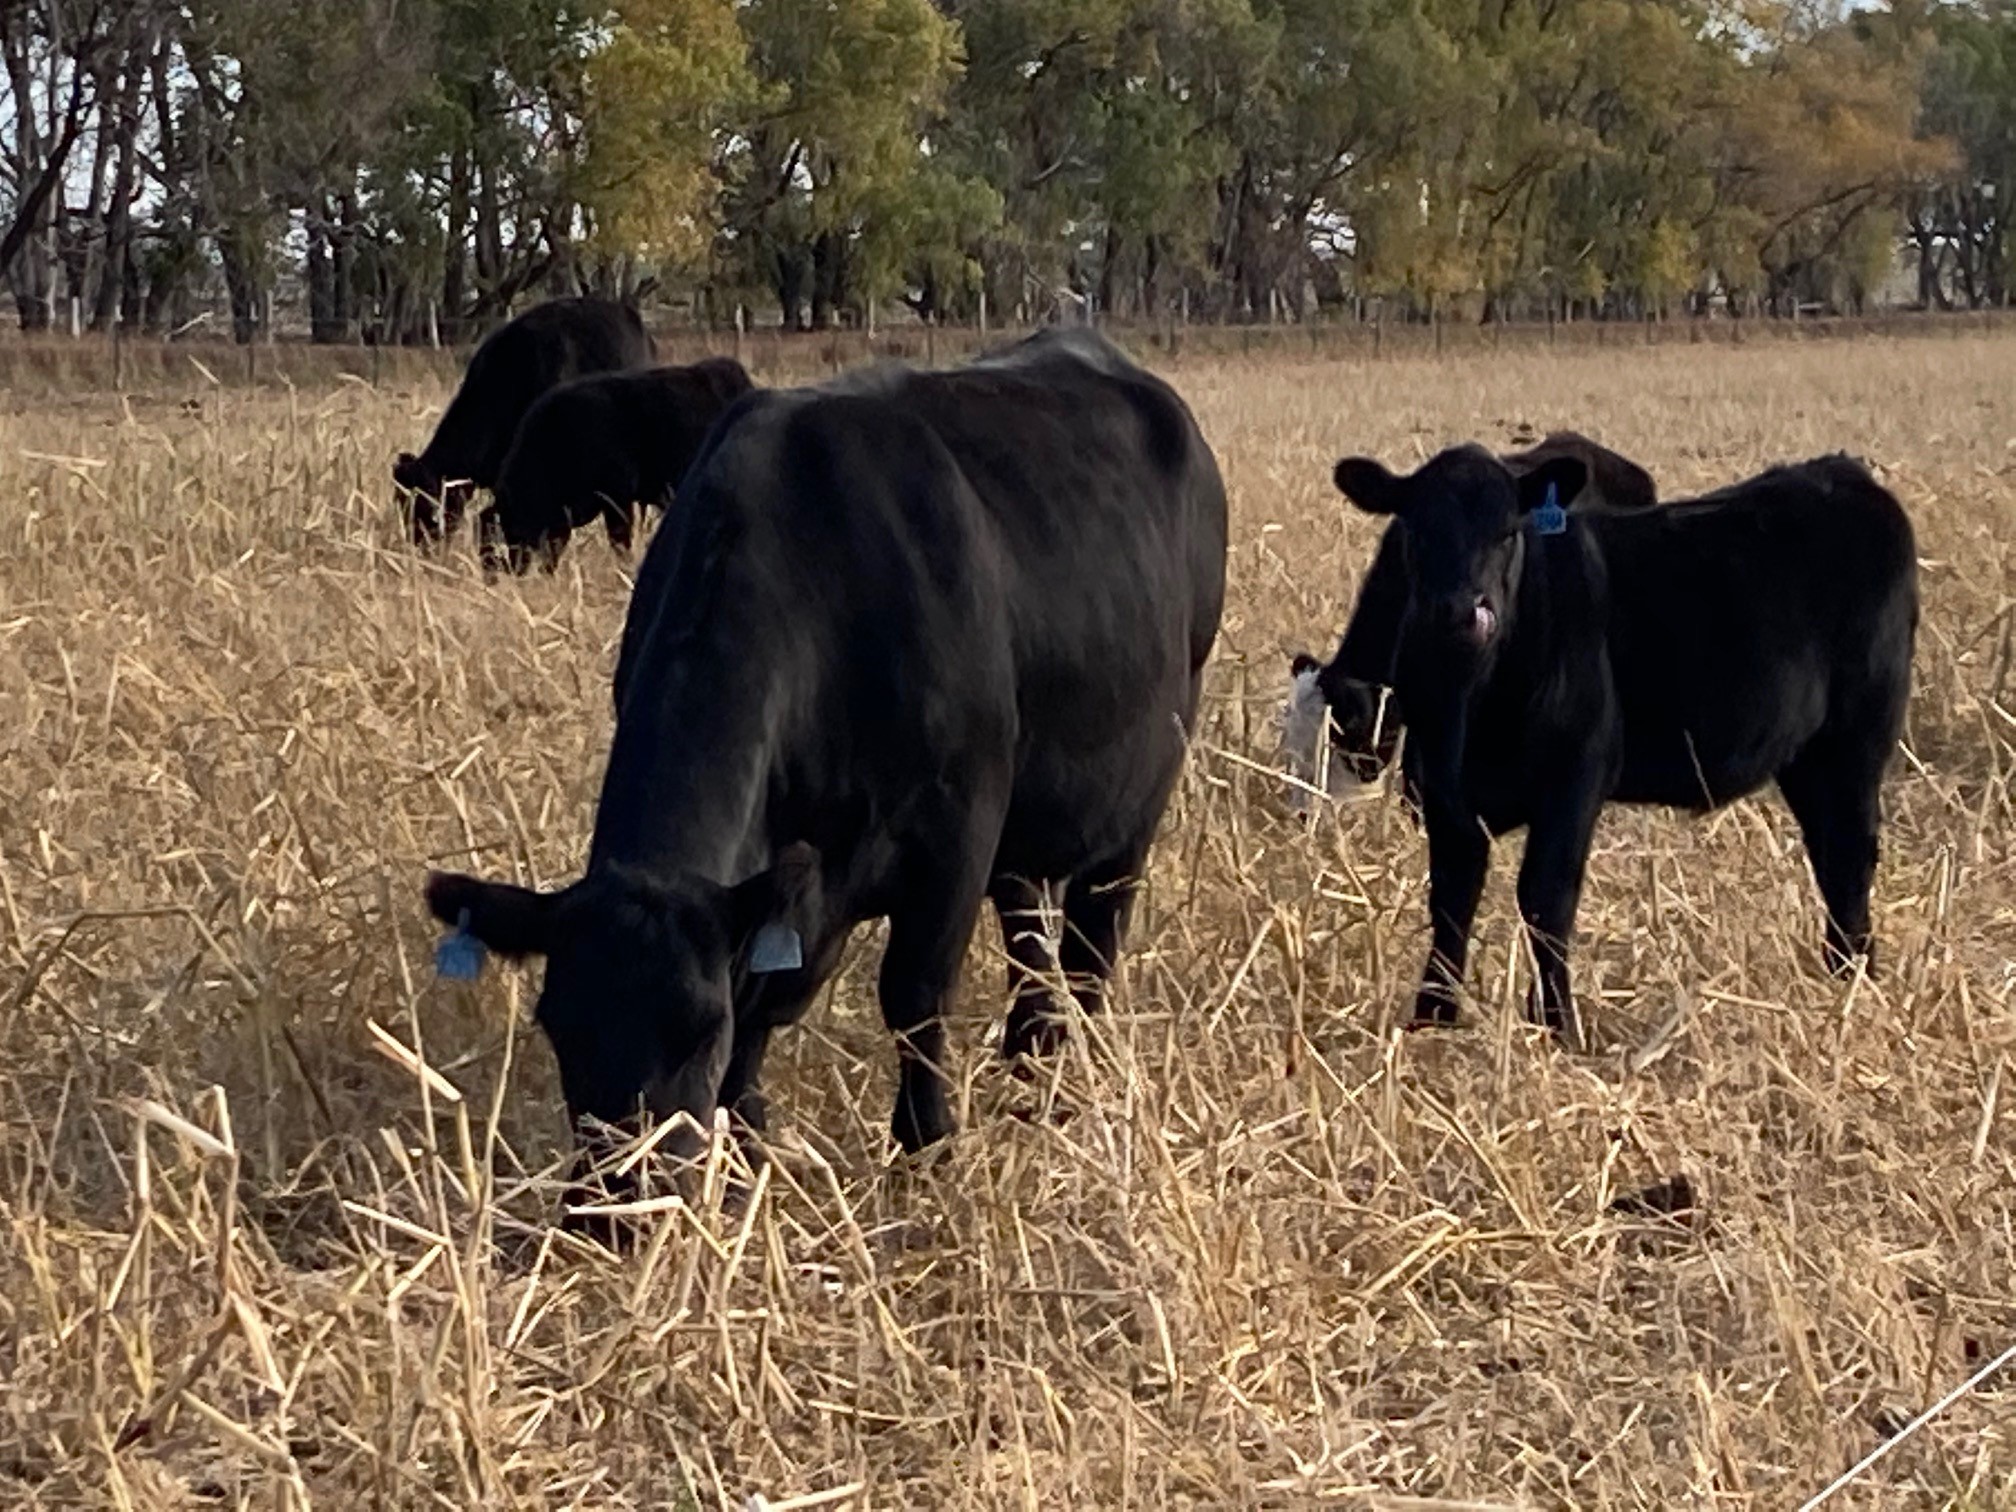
[
  {"x1": 441, "y1": 481, "x2": 476, "y2": 539},
  {"x1": 1515, "y1": 784, "x2": 1605, "y2": 1045},
  {"x1": 1778, "y1": 739, "x2": 1885, "y2": 974},
  {"x1": 717, "y1": 1021, "x2": 777, "y2": 1140},
  {"x1": 1415, "y1": 799, "x2": 1491, "y2": 1025}
]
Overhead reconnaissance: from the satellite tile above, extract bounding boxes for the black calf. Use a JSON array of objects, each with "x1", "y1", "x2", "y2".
[
  {"x1": 1287, "y1": 432, "x2": 1658, "y2": 802},
  {"x1": 1328, "y1": 446, "x2": 1916, "y2": 1039},
  {"x1": 485, "y1": 357, "x2": 755, "y2": 573}
]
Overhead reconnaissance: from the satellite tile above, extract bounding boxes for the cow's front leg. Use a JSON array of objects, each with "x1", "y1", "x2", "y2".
[
  {"x1": 1415, "y1": 795, "x2": 1491, "y2": 1025},
  {"x1": 880, "y1": 840, "x2": 999, "y2": 1152}
]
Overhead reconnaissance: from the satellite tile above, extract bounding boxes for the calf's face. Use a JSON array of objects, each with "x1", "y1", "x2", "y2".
[
  {"x1": 393, "y1": 453, "x2": 476, "y2": 545},
  {"x1": 423, "y1": 847, "x2": 820, "y2": 1161},
  {"x1": 477, "y1": 501, "x2": 562, "y2": 575},
  {"x1": 1280, "y1": 653, "x2": 1396, "y2": 802},
  {"x1": 485, "y1": 458, "x2": 606, "y2": 575},
  {"x1": 1332, "y1": 446, "x2": 1587, "y2": 679}
]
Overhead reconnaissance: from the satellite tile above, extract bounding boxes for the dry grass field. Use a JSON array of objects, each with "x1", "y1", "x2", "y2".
[{"x1": 1, "y1": 328, "x2": 2012, "y2": 1510}]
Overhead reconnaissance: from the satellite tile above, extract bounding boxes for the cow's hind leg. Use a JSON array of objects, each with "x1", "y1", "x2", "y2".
[
  {"x1": 1778, "y1": 736, "x2": 1887, "y2": 974},
  {"x1": 1058, "y1": 844, "x2": 1150, "y2": 1021},
  {"x1": 996, "y1": 876, "x2": 1065, "y2": 1060},
  {"x1": 1000, "y1": 844, "x2": 1150, "y2": 1058}
]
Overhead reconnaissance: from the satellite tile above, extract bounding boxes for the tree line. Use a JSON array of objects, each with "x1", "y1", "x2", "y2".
[{"x1": 1, "y1": 0, "x2": 2011, "y2": 344}]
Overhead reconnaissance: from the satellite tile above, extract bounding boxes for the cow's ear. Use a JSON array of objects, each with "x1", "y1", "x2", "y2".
[
  {"x1": 1333, "y1": 457, "x2": 1403, "y2": 516},
  {"x1": 1518, "y1": 455, "x2": 1588, "y2": 514},
  {"x1": 1290, "y1": 651, "x2": 1321, "y2": 677},
  {"x1": 425, "y1": 872, "x2": 564, "y2": 959},
  {"x1": 393, "y1": 452, "x2": 421, "y2": 486},
  {"x1": 728, "y1": 843, "x2": 822, "y2": 974}
]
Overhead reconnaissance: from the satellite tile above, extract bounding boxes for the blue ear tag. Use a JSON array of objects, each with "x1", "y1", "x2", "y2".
[
  {"x1": 1532, "y1": 480, "x2": 1568, "y2": 536},
  {"x1": 749, "y1": 922, "x2": 804, "y2": 974},
  {"x1": 435, "y1": 909, "x2": 488, "y2": 981}
]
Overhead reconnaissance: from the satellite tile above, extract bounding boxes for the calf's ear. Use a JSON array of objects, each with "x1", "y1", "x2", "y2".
[
  {"x1": 425, "y1": 873, "x2": 565, "y2": 959},
  {"x1": 1517, "y1": 455, "x2": 1588, "y2": 514},
  {"x1": 1333, "y1": 457, "x2": 1404, "y2": 515}
]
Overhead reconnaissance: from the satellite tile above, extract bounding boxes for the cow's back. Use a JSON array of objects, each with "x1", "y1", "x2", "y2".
[
  {"x1": 464, "y1": 298, "x2": 650, "y2": 411},
  {"x1": 902, "y1": 341, "x2": 1228, "y2": 869},
  {"x1": 426, "y1": 298, "x2": 655, "y2": 484},
  {"x1": 1503, "y1": 431, "x2": 1658, "y2": 511},
  {"x1": 903, "y1": 339, "x2": 1226, "y2": 688},
  {"x1": 1590, "y1": 456, "x2": 1915, "y2": 807},
  {"x1": 610, "y1": 334, "x2": 1226, "y2": 881}
]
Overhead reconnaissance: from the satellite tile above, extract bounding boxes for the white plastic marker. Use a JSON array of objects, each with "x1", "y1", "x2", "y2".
[
  {"x1": 434, "y1": 908, "x2": 488, "y2": 981},
  {"x1": 749, "y1": 922, "x2": 804, "y2": 974}
]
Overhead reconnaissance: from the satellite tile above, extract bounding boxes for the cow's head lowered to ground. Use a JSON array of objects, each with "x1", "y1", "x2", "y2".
[
  {"x1": 424, "y1": 845, "x2": 822, "y2": 1158},
  {"x1": 393, "y1": 452, "x2": 478, "y2": 546}
]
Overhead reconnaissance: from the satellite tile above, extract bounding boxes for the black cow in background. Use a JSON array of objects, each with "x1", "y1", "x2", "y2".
[
  {"x1": 1283, "y1": 432, "x2": 1657, "y2": 803},
  {"x1": 393, "y1": 297, "x2": 655, "y2": 546},
  {"x1": 423, "y1": 329, "x2": 1227, "y2": 1196},
  {"x1": 1328, "y1": 445, "x2": 1915, "y2": 1043},
  {"x1": 481, "y1": 357, "x2": 756, "y2": 573}
]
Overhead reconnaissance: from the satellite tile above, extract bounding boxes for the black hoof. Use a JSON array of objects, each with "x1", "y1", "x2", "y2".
[
  {"x1": 1002, "y1": 1002, "x2": 1068, "y2": 1062},
  {"x1": 891, "y1": 1092, "x2": 955, "y2": 1154}
]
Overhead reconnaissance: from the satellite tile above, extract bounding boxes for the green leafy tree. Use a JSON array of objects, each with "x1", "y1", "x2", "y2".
[
  {"x1": 576, "y1": 0, "x2": 754, "y2": 270},
  {"x1": 723, "y1": 0, "x2": 981, "y2": 328}
]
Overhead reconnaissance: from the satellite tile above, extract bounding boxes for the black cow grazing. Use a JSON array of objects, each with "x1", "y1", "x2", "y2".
[
  {"x1": 1283, "y1": 432, "x2": 1658, "y2": 804},
  {"x1": 393, "y1": 297, "x2": 655, "y2": 546},
  {"x1": 423, "y1": 329, "x2": 1227, "y2": 1185},
  {"x1": 482, "y1": 357, "x2": 756, "y2": 573},
  {"x1": 1327, "y1": 445, "x2": 1915, "y2": 1041}
]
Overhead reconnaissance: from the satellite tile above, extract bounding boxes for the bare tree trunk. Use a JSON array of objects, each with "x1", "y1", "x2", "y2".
[
  {"x1": 221, "y1": 233, "x2": 260, "y2": 344},
  {"x1": 443, "y1": 136, "x2": 471, "y2": 331},
  {"x1": 1098, "y1": 224, "x2": 1122, "y2": 318},
  {"x1": 2, "y1": 8, "x2": 56, "y2": 329},
  {"x1": 475, "y1": 148, "x2": 504, "y2": 293},
  {"x1": 772, "y1": 240, "x2": 808, "y2": 330},
  {"x1": 334, "y1": 187, "x2": 357, "y2": 339},
  {"x1": 91, "y1": 32, "x2": 146, "y2": 330},
  {"x1": 810, "y1": 230, "x2": 847, "y2": 331}
]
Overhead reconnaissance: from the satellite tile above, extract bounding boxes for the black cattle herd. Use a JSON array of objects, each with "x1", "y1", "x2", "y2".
[{"x1": 397, "y1": 296, "x2": 1918, "y2": 1221}]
